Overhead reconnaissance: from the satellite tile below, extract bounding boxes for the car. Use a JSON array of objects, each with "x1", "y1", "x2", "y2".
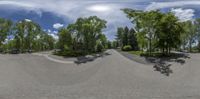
[
  {"x1": 24, "y1": 49, "x2": 34, "y2": 53},
  {"x1": 10, "y1": 49, "x2": 20, "y2": 54}
]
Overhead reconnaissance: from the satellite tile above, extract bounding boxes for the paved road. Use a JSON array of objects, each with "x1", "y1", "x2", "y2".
[{"x1": 0, "y1": 50, "x2": 200, "y2": 99}]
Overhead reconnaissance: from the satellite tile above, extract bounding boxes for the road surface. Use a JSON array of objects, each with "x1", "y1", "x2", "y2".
[{"x1": 0, "y1": 50, "x2": 200, "y2": 99}]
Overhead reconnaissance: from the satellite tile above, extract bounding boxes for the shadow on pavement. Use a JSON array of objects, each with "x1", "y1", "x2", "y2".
[
  {"x1": 74, "y1": 52, "x2": 111, "y2": 64},
  {"x1": 153, "y1": 61, "x2": 173, "y2": 76},
  {"x1": 145, "y1": 53, "x2": 190, "y2": 76}
]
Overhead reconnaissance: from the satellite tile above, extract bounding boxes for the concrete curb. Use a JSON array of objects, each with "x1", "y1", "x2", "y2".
[{"x1": 32, "y1": 53, "x2": 74, "y2": 64}]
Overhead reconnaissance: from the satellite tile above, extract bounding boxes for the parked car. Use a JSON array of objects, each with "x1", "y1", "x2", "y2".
[
  {"x1": 24, "y1": 49, "x2": 34, "y2": 53},
  {"x1": 27, "y1": 49, "x2": 33, "y2": 53},
  {"x1": 10, "y1": 49, "x2": 20, "y2": 54}
]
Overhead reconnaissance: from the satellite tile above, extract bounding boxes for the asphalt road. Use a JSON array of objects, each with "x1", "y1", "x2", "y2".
[{"x1": 0, "y1": 50, "x2": 200, "y2": 99}]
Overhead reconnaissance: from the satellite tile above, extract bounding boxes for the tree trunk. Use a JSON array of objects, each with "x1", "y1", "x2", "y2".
[
  {"x1": 189, "y1": 40, "x2": 192, "y2": 53},
  {"x1": 169, "y1": 47, "x2": 171, "y2": 55},
  {"x1": 162, "y1": 48, "x2": 165, "y2": 56},
  {"x1": 198, "y1": 41, "x2": 200, "y2": 52},
  {"x1": 149, "y1": 39, "x2": 152, "y2": 56}
]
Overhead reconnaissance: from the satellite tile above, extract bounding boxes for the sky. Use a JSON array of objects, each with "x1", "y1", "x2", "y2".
[{"x1": 0, "y1": 0, "x2": 200, "y2": 40}]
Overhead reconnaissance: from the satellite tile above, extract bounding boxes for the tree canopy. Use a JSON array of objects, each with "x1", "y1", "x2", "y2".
[
  {"x1": 0, "y1": 18, "x2": 55, "y2": 53},
  {"x1": 57, "y1": 16, "x2": 108, "y2": 56},
  {"x1": 122, "y1": 8, "x2": 186, "y2": 55},
  {"x1": 0, "y1": 18, "x2": 12, "y2": 49}
]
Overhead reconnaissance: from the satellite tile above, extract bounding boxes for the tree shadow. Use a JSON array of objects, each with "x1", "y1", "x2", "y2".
[
  {"x1": 153, "y1": 61, "x2": 173, "y2": 76},
  {"x1": 144, "y1": 53, "x2": 190, "y2": 76},
  {"x1": 74, "y1": 52, "x2": 111, "y2": 64}
]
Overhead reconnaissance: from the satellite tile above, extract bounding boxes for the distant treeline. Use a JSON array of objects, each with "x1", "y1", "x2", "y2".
[
  {"x1": 0, "y1": 18, "x2": 55, "y2": 53},
  {"x1": 0, "y1": 16, "x2": 116, "y2": 55}
]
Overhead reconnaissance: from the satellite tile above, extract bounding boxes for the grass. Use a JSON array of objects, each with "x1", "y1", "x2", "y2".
[
  {"x1": 127, "y1": 50, "x2": 187, "y2": 58},
  {"x1": 53, "y1": 50, "x2": 106, "y2": 57},
  {"x1": 128, "y1": 51, "x2": 143, "y2": 56}
]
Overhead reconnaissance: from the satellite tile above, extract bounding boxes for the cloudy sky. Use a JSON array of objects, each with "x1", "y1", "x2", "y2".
[{"x1": 0, "y1": 0, "x2": 199, "y2": 40}]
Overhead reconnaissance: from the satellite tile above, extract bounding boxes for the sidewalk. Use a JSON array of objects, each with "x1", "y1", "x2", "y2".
[{"x1": 116, "y1": 50, "x2": 153, "y2": 65}]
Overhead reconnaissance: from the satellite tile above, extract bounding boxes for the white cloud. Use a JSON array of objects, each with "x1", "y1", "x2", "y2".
[
  {"x1": 53, "y1": 31, "x2": 58, "y2": 34},
  {"x1": 0, "y1": 1, "x2": 42, "y2": 16},
  {"x1": 0, "y1": 0, "x2": 138, "y2": 40},
  {"x1": 0, "y1": 1, "x2": 35, "y2": 8},
  {"x1": 47, "y1": 29, "x2": 51, "y2": 33},
  {"x1": 87, "y1": 5, "x2": 111, "y2": 12},
  {"x1": 146, "y1": 1, "x2": 200, "y2": 11},
  {"x1": 171, "y1": 8, "x2": 195, "y2": 22},
  {"x1": 49, "y1": 33, "x2": 58, "y2": 40},
  {"x1": 25, "y1": 19, "x2": 32, "y2": 22},
  {"x1": 53, "y1": 23, "x2": 64, "y2": 29},
  {"x1": 46, "y1": 29, "x2": 58, "y2": 39}
]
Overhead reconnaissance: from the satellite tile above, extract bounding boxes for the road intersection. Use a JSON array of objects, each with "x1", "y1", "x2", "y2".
[{"x1": 0, "y1": 50, "x2": 200, "y2": 99}]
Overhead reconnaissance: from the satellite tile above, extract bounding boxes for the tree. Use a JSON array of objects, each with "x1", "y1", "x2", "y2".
[
  {"x1": 36, "y1": 32, "x2": 55, "y2": 51},
  {"x1": 156, "y1": 12, "x2": 183, "y2": 55},
  {"x1": 0, "y1": 18, "x2": 55, "y2": 53},
  {"x1": 0, "y1": 18, "x2": 12, "y2": 50},
  {"x1": 12, "y1": 19, "x2": 55, "y2": 52},
  {"x1": 123, "y1": 9, "x2": 163, "y2": 55},
  {"x1": 107, "y1": 41, "x2": 112, "y2": 49},
  {"x1": 99, "y1": 34, "x2": 108, "y2": 49},
  {"x1": 116, "y1": 27, "x2": 124, "y2": 48},
  {"x1": 195, "y1": 18, "x2": 200, "y2": 52},
  {"x1": 58, "y1": 16, "x2": 107, "y2": 56},
  {"x1": 58, "y1": 28, "x2": 72, "y2": 51},
  {"x1": 183, "y1": 21, "x2": 197, "y2": 52},
  {"x1": 13, "y1": 20, "x2": 41, "y2": 52},
  {"x1": 122, "y1": 9, "x2": 186, "y2": 55},
  {"x1": 128, "y1": 28, "x2": 138, "y2": 50},
  {"x1": 111, "y1": 41, "x2": 118, "y2": 48},
  {"x1": 73, "y1": 16, "x2": 107, "y2": 53},
  {"x1": 122, "y1": 26, "x2": 129, "y2": 46},
  {"x1": 116, "y1": 26, "x2": 138, "y2": 51}
]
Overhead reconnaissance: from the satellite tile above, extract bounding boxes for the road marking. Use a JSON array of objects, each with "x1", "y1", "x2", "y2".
[{"x1": 32, "y1": 53, "x2": 74, "y2": 64}]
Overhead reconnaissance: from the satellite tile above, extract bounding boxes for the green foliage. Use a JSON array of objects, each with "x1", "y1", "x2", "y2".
[
  {"x1": 111, "y1": 41, "x2": 118, "y2": 49},
  {"x1": 0, "y1": 18, "x2": 12, "y2": 48},
  {"x1": 116, "y1": 27, "x2": 124, "y2": 47},
  {"x1": 55, "y1": 50, "x2": 85, "y2": 57},
  {"x1": 14, "y1": 20, "x2": 40, "y2": 52},
  {"x1": 106, "y1": 41, "x2": 112, "y2": 49},
  {"x1": 122, "y1": 9, "x2": 184, "y2": 55},
  {"x1": 14, "y1": 20, "x2": 55, "y2": 52},
  {"x1": 58, "y1": 28, "x2": 72, "y2": 51},
  {"x1": 58, "y1": 16, "x2": 107, "y2": 56},
  {"x1": 116, "y1": 26, "x2": 138, "y2": 50},
  {"x1": 122, "y1": 45, "x2": 132, "y2": 51},
  {"x1": 0, "y1": 18, "x2": 55, "y2": 53},
  {"x1": 128, "y1": 28, "x2": 138, "y2": 50},
  {"x1": 155, "y1": 12, "x2": 182, "y2": 55},
  {"x1": 128, "y1": 51, "x2": 143, "y2": 56},
  {"x1": 96, "y1": 41, "x2": 104, "y2": 52},
  {"x1": 123, "y1": 26, "x2": 129, "y2": 46},
  {"x1": 123, "y1": 9, "x2": 163, "y2": 55}
]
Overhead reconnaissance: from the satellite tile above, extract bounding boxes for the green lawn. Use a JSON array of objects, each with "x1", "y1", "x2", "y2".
[
  {"x1": 128, "y1": 51, "x2": 164, "y2": 57},
  {"x1": 128, "y1": 51, "x2": 143, "y2": 56}
]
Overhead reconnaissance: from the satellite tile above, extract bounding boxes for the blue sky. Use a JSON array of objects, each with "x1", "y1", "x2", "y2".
[{"x1": 0, "y1": 0, "x2": 200, "y2": 40}]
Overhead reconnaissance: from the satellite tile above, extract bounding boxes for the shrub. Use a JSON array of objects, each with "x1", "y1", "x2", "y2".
[
  {"x1": 96, "y1": 43, "x2": 104, "y2": 52},
  {"x1": 54, "y1": 50, "x2": 86, "y2": 57},
  {"x1": 129, "y1": 51, "x2": 143, "y2": 56},
  {"x1": 122, "y1": 45, "x2": 132, "y2": 51}
]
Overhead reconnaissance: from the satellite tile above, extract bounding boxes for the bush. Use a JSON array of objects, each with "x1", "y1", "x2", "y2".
[
  {"x1": 122, "y1": 45, "x2": 132, "y2": 51},
  {"x1": 96, "y1": 43, "x2": 104, "y2": 52},
  {"x1": 54, "y1": 50, "x2": 86, "y2": 57},
  {"x1": 129, "y1": 51, "x2": 143, "y2": 56}
]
